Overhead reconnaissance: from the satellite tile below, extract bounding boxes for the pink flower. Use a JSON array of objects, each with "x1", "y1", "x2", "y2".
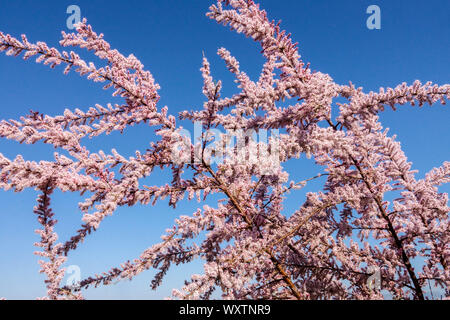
[{"x1": 0, "y1": 0, "x2": 448, "y2": 300}]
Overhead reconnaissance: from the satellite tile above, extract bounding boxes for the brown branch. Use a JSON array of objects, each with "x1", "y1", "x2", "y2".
[
  {"x1": 201, "y1": 159, "x2": 303, "y2": 300},
  {"x1": 351, "y1": 156, "x2": 424, "y2": 300}
]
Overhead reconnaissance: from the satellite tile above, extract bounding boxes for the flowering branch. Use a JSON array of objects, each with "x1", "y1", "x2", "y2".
[{"x1": 0, "y1": 0, "x2": 448, "y2": 300}]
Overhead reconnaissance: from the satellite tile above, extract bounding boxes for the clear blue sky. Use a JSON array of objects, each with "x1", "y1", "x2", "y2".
[{"x1": 0, "y1": 0, "x2": 448, "y2": 299}]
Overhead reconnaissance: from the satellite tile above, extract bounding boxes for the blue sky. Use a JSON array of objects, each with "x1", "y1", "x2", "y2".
[{"x1": 0, "y1": 0, "x2": 448, "y2": 299}]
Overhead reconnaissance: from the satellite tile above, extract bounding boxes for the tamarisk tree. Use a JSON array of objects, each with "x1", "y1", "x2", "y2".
[{"x1": 0, "y1": 0, "x2": 448, "y2": 300}]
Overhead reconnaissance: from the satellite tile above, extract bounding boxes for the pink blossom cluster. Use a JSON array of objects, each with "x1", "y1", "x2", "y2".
[{"x1": 0, "y1": 0, "x2": 449, "y2": 300}]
